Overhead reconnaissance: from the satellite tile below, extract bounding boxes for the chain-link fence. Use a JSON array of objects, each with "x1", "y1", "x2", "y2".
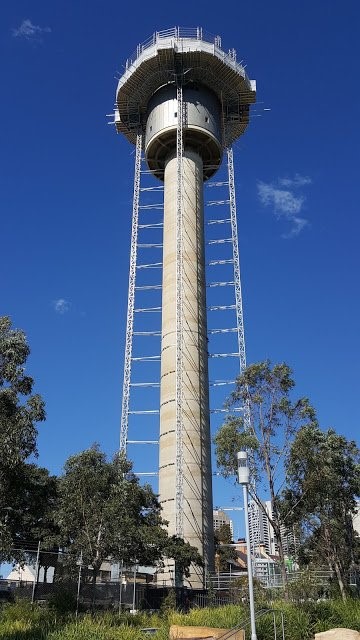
[
  {"x1": 2, "y1": 544, "x2": 359, "y2": 610},
  {"x1": 1, "y1": 545, "x2": 204, "y2": 611}
]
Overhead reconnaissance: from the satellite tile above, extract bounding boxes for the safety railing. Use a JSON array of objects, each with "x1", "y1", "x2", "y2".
[
  {"x1": 123, "y1": 27, "x2": 240, "y2": 71},
  {"x1": 207, "y1": 608, "x2": 285, "y2": 640},
  {"x1": 125, "y1": 27, "x2": 215, "y2": 68}
]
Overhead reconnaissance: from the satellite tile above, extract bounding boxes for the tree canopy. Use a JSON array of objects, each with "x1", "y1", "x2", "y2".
[
  {"x1": 281, "y1": 424, "x2": 360, "y2": 600},
  {"x1": 0, "y1": 316, "x2": 46, "y2": 560},
  {"x1": 214, "y1": 523, "x2": 236, "y2": 572},
  {"x1": 55, "y1": 446, "x2": 202, "y2": 585},
  {"x1": 214, "y1": 360, "x2": 317, "y2": 595},
  {"x1": 55, "y1": 447, "x2": 165, "y2": 579}
]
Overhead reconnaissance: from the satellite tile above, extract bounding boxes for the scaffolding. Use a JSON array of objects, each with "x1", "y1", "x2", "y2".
[
  {"x1": 119, "y1": 143, "x2": 249, "y2": 492},
  {"x1": 175, "y1": 83, "x2": 184, "y2": 538}
]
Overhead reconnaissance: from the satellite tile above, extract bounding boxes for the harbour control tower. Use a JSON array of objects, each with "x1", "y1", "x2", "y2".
[{"x1": 113, "y1": 27, "x2": 256, "y2": 588}]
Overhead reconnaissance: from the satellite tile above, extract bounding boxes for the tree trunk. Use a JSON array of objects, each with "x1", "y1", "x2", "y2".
[
  {"x1": 268, "y1": 472, "x2": 289, "y2": 599},
  {"x1": 333, "y1": 557, "x2": 347, "y2": 602},
  {"x1": 323, "y1": 524, "x2": 347, "y2": 602},
  {"x1": 252, "y1": 489, "x2": 289, "y2": 598},
  {"x1": 273, "y1": 520, "x2": 289, "y2": 599},
  {"x1": 91, "y1": 567, "x2": 98, "y2": 608}
]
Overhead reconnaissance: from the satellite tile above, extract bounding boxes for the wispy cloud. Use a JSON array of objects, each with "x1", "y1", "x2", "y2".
[
  {"x1": 257, "y1": 174, "x2": 311, "y2": 238},
  {"x1": 279, "y1": 174, "x2": 312, "y2": 188},
  {"x1": 12, "y1": 19, "x2": 51, "y2": 42},
  {"x1": 52, "y1": 299, "x2": 70, "y2": 315}
]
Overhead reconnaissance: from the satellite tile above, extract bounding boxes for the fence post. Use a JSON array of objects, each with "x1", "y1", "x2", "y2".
[
  {"x1": 31, "y1": 541, "x2": 41, "y2": 604},
  {"x1": 132, "y1": 563, "x2": 137, "y2": 612},
  {"x1": 118, "y1": 560, "x2": 124, "y2": 615}
]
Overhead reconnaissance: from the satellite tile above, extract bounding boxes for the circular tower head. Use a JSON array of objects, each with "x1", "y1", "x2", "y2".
[{"x1": 115, "y1": 28, "x2": 256, "y2": 180}]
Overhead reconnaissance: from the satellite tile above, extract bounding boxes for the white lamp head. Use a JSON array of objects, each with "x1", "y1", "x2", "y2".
[{"x1": 237, "y1": 450, "x2": 249, "y2": 485}]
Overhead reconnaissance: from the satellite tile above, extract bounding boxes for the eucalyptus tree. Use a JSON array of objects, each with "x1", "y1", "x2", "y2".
[
  {"x1": 0, "y1": 316, "x2": 45, "y2": 559},
  {"x1": 281, "y1": 424, "x2": 360, "y2": 600},
  {"x1": 56, "y1": 446, "x2": 202, "y2": 587},
  {"x1": 214, "y1": 360, "x2": 316, "y2": 595}
]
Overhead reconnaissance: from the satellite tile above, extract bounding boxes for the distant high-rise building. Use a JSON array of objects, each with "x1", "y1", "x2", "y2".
[
  {"x1": 213, "y1": 509, "x2": 234, "y2": 539},
  {"x1": 280, "y1": 523, "x2": 300, "y2": 557},
  {"x1": 353, "y1": 500, "x2": 360, "y2": 537},
  {"x1": 248, "y1": 500, "x2": 276, "y2": 556},
  {"x1": 248, "y1": 500, "x2": 299, "y2": 558}
]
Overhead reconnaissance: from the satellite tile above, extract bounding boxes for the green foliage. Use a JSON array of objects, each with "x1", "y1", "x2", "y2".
[
  {"x1": 0, "y1": 600, "x2": 360, "y2": 640},
  {"x1": 215, "y1": 523, "x2": 232, "y2": 545},
  {"x1": 11, "y1": 463, "x2": 59, "y2": 546},
  {"x1": 287, "y1": 571, "x2": 322, "y2": 603},
  {"x1": 55, "y1": 447, "x2": 168, "y2": 580},
  {"x1": 0, "y1": 316, "x2": 46, "y2": 561},
  {"x1": 215, "y1": 360, "x2": 316, "y2": 484},
  {"x1": 281, "y1": 607, "x2": 312, "y2": 640},
  {"x1": 213, "y1": 415, "x2": 257, "y2": 479},
  {"x1": 159, "y1": 588, "x2": 177, "y2": 614},
  {"x1": 282, "y1": 424, "x2": 360, "y2": 599},
  {"x1": 214, "y1": 524, "x2": 236, "y2": 572},
  {"x1": 0, "y1": 316, "x2": 45, "y2": 467},
  {"x1": 228, "y1": 575, "x2": 267, "y2": 605},
  {"x1": 162, "y1": 536, "x2": 203, "y2": 583},
  {"x1": 214, "y1": 360, "x2": 317, "y2": 594},
  {"x1": 48, "y1": 587, "x2": 77, "y2": 614},
  {"x1": 55, "y1": 446, "x2": 202, "y2": 586},
  {"x1": 169, "y1": 602, "x2": 248, "y2": 628},
  {"x1": 254, "y1": 613, "x2": 276, "y2": 640}
]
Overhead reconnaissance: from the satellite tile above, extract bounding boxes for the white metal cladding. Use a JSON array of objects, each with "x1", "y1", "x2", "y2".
[{"x1": 145, "y1": 85, "x2": 222, "y2": 152}]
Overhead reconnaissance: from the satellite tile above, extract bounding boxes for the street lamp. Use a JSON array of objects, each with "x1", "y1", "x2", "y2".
[{"x1": 237, "y1": 451, "x2": 257, "y2": 640}]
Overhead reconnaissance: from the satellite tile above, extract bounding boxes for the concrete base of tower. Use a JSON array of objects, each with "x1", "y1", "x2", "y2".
[
  {"x1": 158, "y1": 149, "x2": 214, "y2": 589},
  {"x1": 157, "y1": 559, "x2": 208, "y2": 590}
]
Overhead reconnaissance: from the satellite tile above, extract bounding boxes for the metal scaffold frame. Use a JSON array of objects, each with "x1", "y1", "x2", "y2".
[
  {"x1": 227, "y1": 147, "x2": 246, "y2": 375},
  {"x1": 175, "y1": 82, "x2": 184, "y2": 538},
  {"x1": 120, "y1": 132, "x2": 142, "y2": 452},
  {"x1": 119, "y1": 143, "x2": 250, "y2": 478},
  {"x1": 227, "y1": 146, "x2": 251, "y2": 430}
]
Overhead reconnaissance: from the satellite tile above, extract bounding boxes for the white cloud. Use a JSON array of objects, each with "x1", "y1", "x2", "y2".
[
  {"x1": 53, "y1": 299, "x2": 70, "y2": 314},
  {"x1": 12, "y1": 19, "x2": 51, "y2": 41},
  {"x1": 279, "y1": 174, "x2": 312, "y2": 188},
  {"x1": 282, "y1": 217, "x2": 308, "y2": 239},
  {"x1": 257, "y1": 175, "x2": 312, "y2": 238},
  {"x1": 258, "y1": 183, "x2": 304, "y2": 216}
]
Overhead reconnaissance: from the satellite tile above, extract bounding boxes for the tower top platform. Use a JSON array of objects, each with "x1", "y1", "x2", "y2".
[{"x1": 114, "y1": 27, "x2": 256, "y2": 148}]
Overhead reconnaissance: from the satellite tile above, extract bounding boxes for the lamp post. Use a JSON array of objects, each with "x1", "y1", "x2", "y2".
[
  {"x1": 131, "y1": 563, "x2": 137, "y2": 614},
  {"x1": 237, "y1": 451, "x2": 257, "y2": 640}
]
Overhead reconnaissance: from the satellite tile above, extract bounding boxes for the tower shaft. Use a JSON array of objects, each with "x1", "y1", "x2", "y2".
[
  {"x1": 114, "y1": 27, "x2": 256, "y2": 589},
  {"x1": 160, "y1": 150, "x2": 213, "y2": 586}
]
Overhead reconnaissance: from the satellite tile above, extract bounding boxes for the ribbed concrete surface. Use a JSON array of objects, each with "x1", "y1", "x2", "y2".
[{"x1": 159, "y1": 150, "x2": 214, "y2": 588}]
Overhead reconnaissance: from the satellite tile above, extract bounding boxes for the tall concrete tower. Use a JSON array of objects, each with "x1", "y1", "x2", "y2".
[{"x1": 114, "y1": 28, "x2": 256, "y2": 588}]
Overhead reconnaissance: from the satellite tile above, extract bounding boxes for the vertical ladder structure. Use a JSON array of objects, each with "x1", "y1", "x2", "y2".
[
  {"x1": 175, "y1": 84, "x2": 184, "y2": 539},
  {"x1": 119, "y1": 146, "x2": 249, "y2": 504}
]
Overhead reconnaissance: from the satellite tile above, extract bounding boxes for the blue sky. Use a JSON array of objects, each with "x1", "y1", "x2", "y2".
[{"x1": 2, "y1": 1, "x2": 359, "y2": 538}]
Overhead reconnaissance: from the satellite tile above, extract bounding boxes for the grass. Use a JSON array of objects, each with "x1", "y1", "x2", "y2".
[{"x1": 0, "y1": 598, "x2": 359, "y2": 640}]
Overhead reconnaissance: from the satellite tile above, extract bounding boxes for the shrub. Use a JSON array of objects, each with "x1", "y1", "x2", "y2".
[
  {"x1": 48, "y1": 587, "x2": 77, "y2": 614},
  {"x1": 287, "y1": 572, "x2": 322, "y2": 603}
]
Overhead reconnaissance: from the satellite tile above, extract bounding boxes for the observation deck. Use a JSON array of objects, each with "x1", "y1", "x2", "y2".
[{"x1": 114, "y1": 27, "x2": 256, "y2": 149}]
